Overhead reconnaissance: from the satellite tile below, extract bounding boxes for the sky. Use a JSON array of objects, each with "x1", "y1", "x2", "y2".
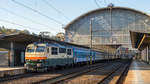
[{"x1": 0, "y1": 0, "x2": 149, "y2": 35}]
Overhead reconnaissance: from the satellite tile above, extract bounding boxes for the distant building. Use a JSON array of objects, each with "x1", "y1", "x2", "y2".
[
  {"x1": 64, "y1": 7, "x2": 150, "y2": 52},
  {"x1": 56, "y1": 32, "x2": 65, "y2": 41}
]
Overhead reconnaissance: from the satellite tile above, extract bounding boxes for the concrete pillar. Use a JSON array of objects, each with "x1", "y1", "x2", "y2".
[
  {"x1": 148, "y1": 45, "x2": 150, "y2": 64},
  {"x1": 147, "y1": 46, "x2": 148, "y2": 63},
  {"x1": 10, "y1": 42, "x2": 14, "y2": 67}
]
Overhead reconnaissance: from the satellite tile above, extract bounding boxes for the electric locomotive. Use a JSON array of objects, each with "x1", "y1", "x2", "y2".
[{"x1": 24, "y1": 42, "x2": 105, "y2": 72}]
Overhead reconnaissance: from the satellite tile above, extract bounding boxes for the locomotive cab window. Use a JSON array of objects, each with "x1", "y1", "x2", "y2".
[
  {"x1": 26, "y1": 46, "x2": 35, "y2": 52},
  {"x1": 51, "y1": 47, "x2": 58, "y2": 55},
  {"x1": 35, "y1": 46, "x2": 45, "y2": 52},
  {"x1": 67, "y1": 49, "x2": 72, "y2": 55},
  {"x1": 59, "y1": 48, "x2": 66, "y2": 53}
]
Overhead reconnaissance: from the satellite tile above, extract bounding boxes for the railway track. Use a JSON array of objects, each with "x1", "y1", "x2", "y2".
[
  {"x1": 33, "y1": 60, "x2": 124, "y2": 84},
  {"x1": 33, "y1": 63, "x2": 111, "y2": 84},
  {"x1": 0, "y1": 59, "x2": 130, "y2": 84},
  {"x1": 0, "y1": 61, "x2": 111, "y2": 84},
  {"x1": 98, "y1": 60, "x2": 131, "y2": 84},
  {"x1": 0, "y1": 72, "x2": 36, "y2": 82},
  {"x1": 42, "y1": 59, "x2": 131, "y2": 84}
]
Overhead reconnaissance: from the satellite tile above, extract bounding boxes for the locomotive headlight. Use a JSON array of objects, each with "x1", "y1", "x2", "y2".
[
  {"x1": 37, "y1": 63, "x2": 42, "y2": 67},
  {"x1": 24, "y1": 64, "x2": 27, "y2": 67}
]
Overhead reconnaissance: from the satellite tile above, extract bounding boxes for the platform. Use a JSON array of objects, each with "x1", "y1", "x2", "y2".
[
  {"x1": 0, "y1": 67, "x2": 25, "y2": 78},
  {"x1": 123, "y1": 60, "x2": 150, "y2": 84}
]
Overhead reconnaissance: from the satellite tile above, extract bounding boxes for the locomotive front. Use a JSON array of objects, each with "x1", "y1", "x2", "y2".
[{"x1": 25, "y1": 43, "x2": 47, "y2": 72}]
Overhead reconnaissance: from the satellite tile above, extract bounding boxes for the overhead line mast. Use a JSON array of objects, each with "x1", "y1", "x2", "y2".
[{"x1": 12, "y1": 0, "x2": 63, "y2": 25}]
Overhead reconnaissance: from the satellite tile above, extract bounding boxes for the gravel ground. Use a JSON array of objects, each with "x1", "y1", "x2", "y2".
[{"x1": 62, "y1": 62, "x2": 122, "y2": 84}]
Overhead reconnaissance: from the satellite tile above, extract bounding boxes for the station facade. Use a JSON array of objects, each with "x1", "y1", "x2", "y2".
[
  {"x1": 0, "y1": 33, "x2": 38, "y2": 67},
  {"x1": 0, "y1": 40, "x2": 25, "y2": 67},
  {"x1": 64, "y1": 7, "x2": 150, "y2": 57}
]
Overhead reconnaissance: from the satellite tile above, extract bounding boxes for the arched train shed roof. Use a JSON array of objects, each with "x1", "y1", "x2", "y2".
[{"x1": 64, "y1": 7, "x2": 150, "y2": 30}]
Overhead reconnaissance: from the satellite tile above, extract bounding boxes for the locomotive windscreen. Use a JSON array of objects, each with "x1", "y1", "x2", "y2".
[
  {"x1": 35, "y1": 46, "x2": 45, "y2": 52},
  {"x1": 26, "y1": 44, "x2": 46, "y2": 52},
  {"x1": 26, "y1": 46, "x2": 35, "y2": 52}
]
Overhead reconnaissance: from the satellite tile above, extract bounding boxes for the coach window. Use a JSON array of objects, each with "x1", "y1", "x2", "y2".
[
  {"x1": 67, "y1": 49, "x2": 72, "y2": 55},
  {"x1": 59, "y1": 48, "x2": 66, "y2": 53},
  {"x1": 51, "y1": 47, "x2": 58, "y2": 55}
]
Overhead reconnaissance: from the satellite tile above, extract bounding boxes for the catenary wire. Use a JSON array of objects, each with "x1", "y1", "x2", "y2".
[
  {"x1": 12, "y1": 0, "x2": 63, "y2": 25},
  {"x1": 0, "y1": 19, "x2": 41, "y2": 32},
  {"x1": 43, "y1": 0, "x2": 70, "y2": 21},
  {"x1": 94, "y1": 0, "x2": 101, "y2": 8},
  {"x1": 0, "y1": 7, "x2": 57, "y2": 33}
]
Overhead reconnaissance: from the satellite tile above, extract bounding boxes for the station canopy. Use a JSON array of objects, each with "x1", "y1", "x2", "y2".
[
  {"x1": 130, "y1": 31, "x2": 150, "y2": 50},
  {"x1": 0, "y1": 33, "x2": 54, "y2": 44},
  {"x1": 0, "y1": 33, "x2": 90, "y2": 49}
]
